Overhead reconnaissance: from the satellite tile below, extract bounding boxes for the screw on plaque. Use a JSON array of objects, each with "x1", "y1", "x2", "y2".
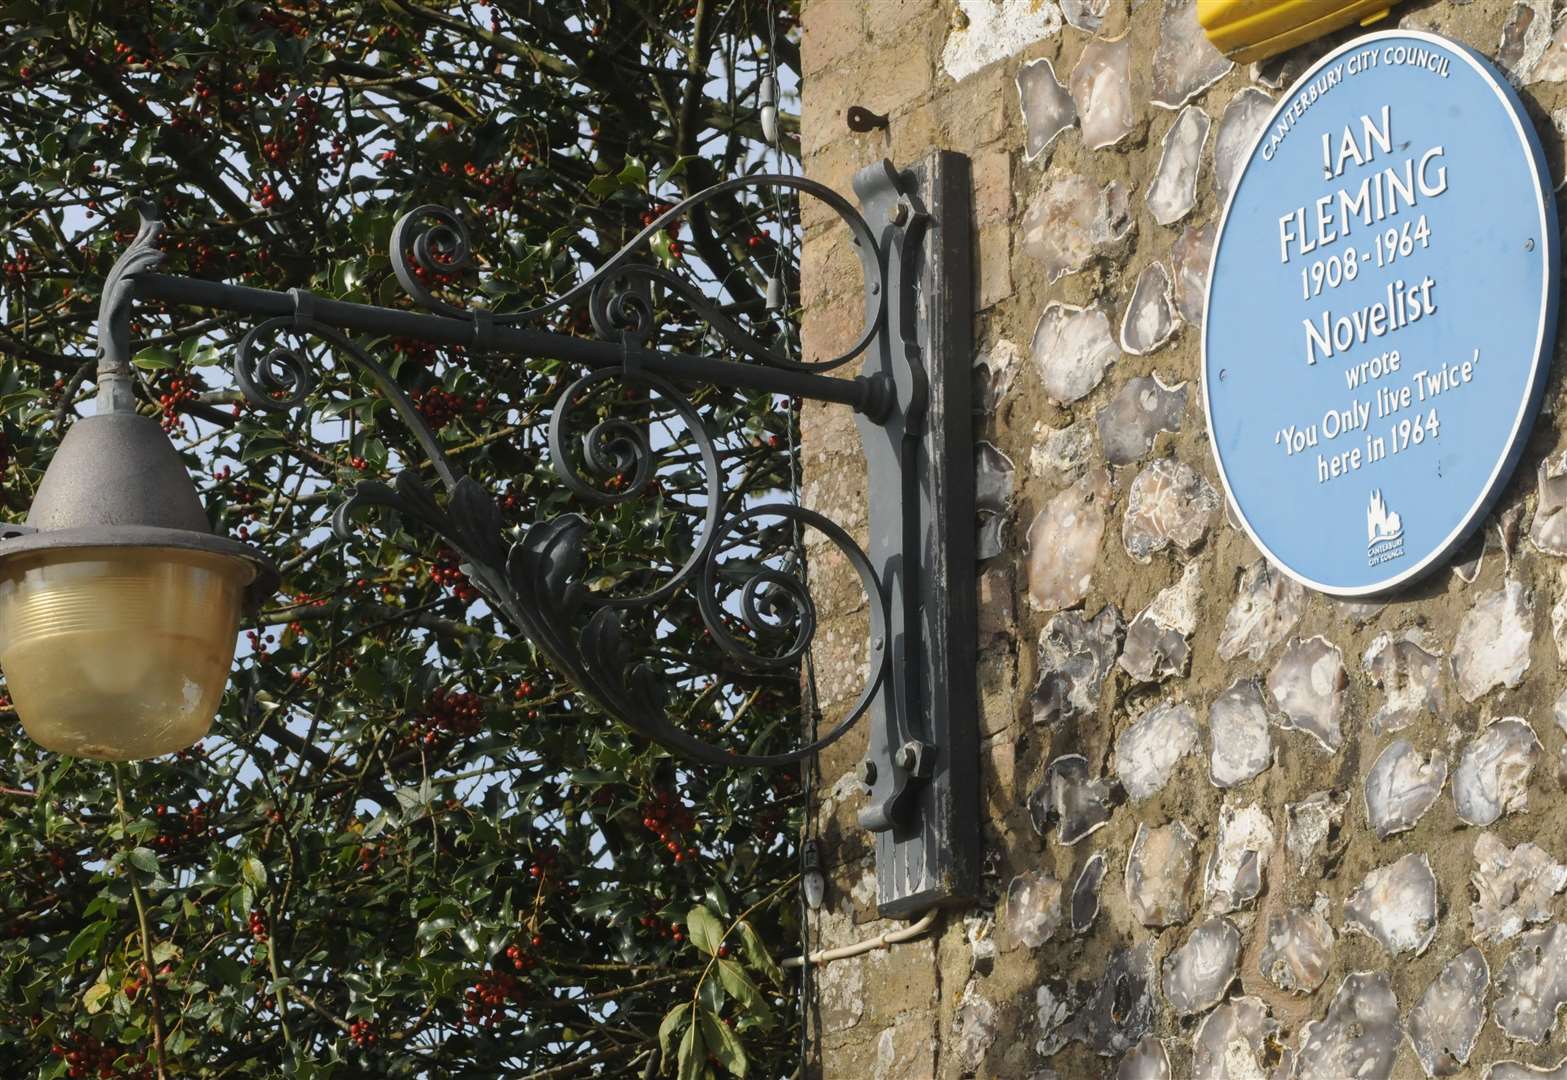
[{"x1": 846, "y1": 105, "x2": 889, "y2": 133}]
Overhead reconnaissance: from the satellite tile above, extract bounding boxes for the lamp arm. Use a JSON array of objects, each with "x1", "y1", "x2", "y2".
[
  {"x1": 86, "y1": 152, "x2": 981, "y2": 918},
  {"x1": 95, "y1": 200, "x2": 165, "y2": 414},
  {"x1": 99, "y1": 182, "x2": 896, "y2": 769}
]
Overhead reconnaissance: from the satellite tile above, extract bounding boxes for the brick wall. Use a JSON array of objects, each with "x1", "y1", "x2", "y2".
[{"x1": 799, "y1": 0, "x2": 1567, "y2": 1077}]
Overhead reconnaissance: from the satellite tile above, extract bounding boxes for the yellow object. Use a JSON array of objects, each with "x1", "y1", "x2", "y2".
[
  {"x1": 0, "y1": 547, "x2": 249, "y2": 760},
  {"x1": 1199, "y1": 0, "x2": 1401, "y2": 64}
]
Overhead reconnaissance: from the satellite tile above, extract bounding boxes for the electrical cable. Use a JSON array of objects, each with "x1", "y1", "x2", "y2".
[
  {"x1": 780, "y1": 907, "x2": 940, "y2": 970},
  {"x1": 758, "y1": 5, "x2": 825, "y2": 1076}
]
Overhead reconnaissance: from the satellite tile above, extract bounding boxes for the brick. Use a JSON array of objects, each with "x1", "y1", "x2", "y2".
[
  {"x1": 977, "y1": 565, "x2": 1015, "y2": 641},
  {"x1": 809, "y1": 614, "x2": 873, "y2": 711},
  {"x1": 889, "y1": 100, "x2": 939, "y2": 167},
  {"x1": 857, "y1": 933, "x2": 939, "y2": 1023},
  {"x1": 800, "y1": 288, "x2": 867, "y2": 367},
  {"x1": 975, "y1": 220, "x2": 1013, "y2": 310},
  {"x1": 806, "y1": 536, "x2": 872, "y2": 623},
  {"x1": 982, "y1": 731, "x2": 1018, "y2": 811},
  {"x1": 820, "y1": 1008, "x2": 938, "y2": 1080},
  {"x1": 818, "y1": 720, "x2": 867, "y2": 823},
  {"x1": 802, "y1": 397, "x2": 864, "y2": 459},
  {"x1": 800, "y1": 222, "x2": 866, "y2": 310},
  {"x1": 803, "y1": 137, "x2": 877, "y2": 224},
  {"x1": 867, "y1": 36, "x2": 935, "y2": 118},
  {"x1": 800, "y1": 461, "x2": 868, "y2": 540},
  {"x1": 971, "y1": 145, "x2": 1012, "y2": 227},
  {"x1": 801, "y1": 0, "x2": 867, "y2": 79},
  {"x1": 813, "y1": 912, "x2": 869, "y2": 1036},
  {"x1": 803, "y1": 32, "x2": 934, "y2": 160},
  {"x1": 866, "y1": 0, "x2": 945, "y2": 72},
  {"x1": 935, "y1": 62, "x2": 1011, "y2": 152},
  {"x1": 816, "y1": 767, "x2": 875, "y2": 859},
  {"x1": 802, "y1": 76, "x2": 874, "y2": 159},
  {"x1": 801, "y1": 178, "x2": 848, "y2": 238},
  {"x1": 978, "y1": 657, "x2": 1017, "y2": 740}
]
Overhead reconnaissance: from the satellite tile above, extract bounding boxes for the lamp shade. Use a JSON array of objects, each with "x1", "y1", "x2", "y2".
[
  {"x1": 0, "y1": 413, "x2": 275, "y2": 760},
  {"x1": 0, "y1": 547, "x2": 249, "y2": 759}
]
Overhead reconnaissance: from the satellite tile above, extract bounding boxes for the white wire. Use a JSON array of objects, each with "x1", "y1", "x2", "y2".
[{"x1": 781, "y1": 908, "x2": 940, "y2": 969}]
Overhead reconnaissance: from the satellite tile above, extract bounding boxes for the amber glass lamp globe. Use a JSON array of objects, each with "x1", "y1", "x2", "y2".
[
  {"x1": 0, "y1": 412, "x2": 274, "y2": 761},
  {"x1": 0, "y1": 547, "x2": 251, "y2": 759}
]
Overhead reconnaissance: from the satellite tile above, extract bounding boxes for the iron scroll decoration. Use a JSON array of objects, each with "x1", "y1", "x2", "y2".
[
  {"x1": 155, "y1": 172, "x2": 896, "y2": 771},
  {"x1": 74, "y1": 152, "x2": 978, "y2": 915}
]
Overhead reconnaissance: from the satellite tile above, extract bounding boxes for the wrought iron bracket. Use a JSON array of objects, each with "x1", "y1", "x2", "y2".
[{"x1": 85, "y1": 153, "x2": 976, "y2": 917}]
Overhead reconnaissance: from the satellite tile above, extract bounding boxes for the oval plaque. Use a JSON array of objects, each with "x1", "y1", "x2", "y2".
[{"x1": 1204, "y1": 30, "x2": 1558, "y2": 596}]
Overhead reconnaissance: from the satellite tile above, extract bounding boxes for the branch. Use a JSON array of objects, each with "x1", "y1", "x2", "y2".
[
  {"x1": 258, "y1": 596, "x2": 480, "y2": 640},
  {"x1": 115, "y1": 770, "x2": 169, "y2": 1080},
  {"x1": 76, "y1": 58, "x2": 260, "y2": 241},
  {"x1": 518, "y1": 1044, "x2": 652, "y2": 1080},
  {"x1": 381, "y1": 0, "x2": 577, "y2": 77}
]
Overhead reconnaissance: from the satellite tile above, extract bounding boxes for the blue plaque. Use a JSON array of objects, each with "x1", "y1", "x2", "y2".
[{"x1": 1204, "y1": 30, "x2": 1559, "y2": 596}]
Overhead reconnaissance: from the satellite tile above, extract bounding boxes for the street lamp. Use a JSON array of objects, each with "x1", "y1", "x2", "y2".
[
  {"x1": 0, "y1": 209, "x2": 275, "y2": 760},
  {"x1": 0, "y1": 156, "x2": 976, "y2": 917}
]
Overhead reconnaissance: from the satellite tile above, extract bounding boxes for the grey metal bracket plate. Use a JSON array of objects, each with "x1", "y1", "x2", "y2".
[{"x1": 852, "y1": 152, "x2": 978, "y2": 917}]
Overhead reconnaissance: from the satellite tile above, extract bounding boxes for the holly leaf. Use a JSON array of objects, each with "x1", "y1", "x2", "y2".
[
  {"x1": 657, "y1": 1002, "x2": 690, "y2": 1063},
  {"x1": 83, "y1": 981, "x2": 111, "y2": 1014},
  {"x1": 416, "y1": 916, "x2": 456, "y2": 941},
  {"x1": 717, "y1": 959, "x2": 774, "y2": 1030},
  {"x1": 66, "y1": 920, "x2": 110, "y2": 965},
  {"x1": 650, "y1": 229, "x2": 673, "y2": 262},
  {"x1": 132, "y1": 346, "x2": 176, "y2": 371},
  {"x1": 685, "y1": 905, "x2": 724, "y2": 957},
  {"x1": 656, "y1": 154, "x2": 698, "y2": 186},
  {"x1": 737, "y1": 920, "x2": 785, "y2": 988},
  {"x1": 616, "y1": 156, "x2": 646, "y2": 189},
  {"x1": 241, "y1": 856, "x2": 267, "y2": 890},
  {"x1": 700, "y1": 1009, "x2": 747, "y2": 1077},
  {"x1": 676, "y1": 1018, "x2": 705, "y2": 1080}
]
